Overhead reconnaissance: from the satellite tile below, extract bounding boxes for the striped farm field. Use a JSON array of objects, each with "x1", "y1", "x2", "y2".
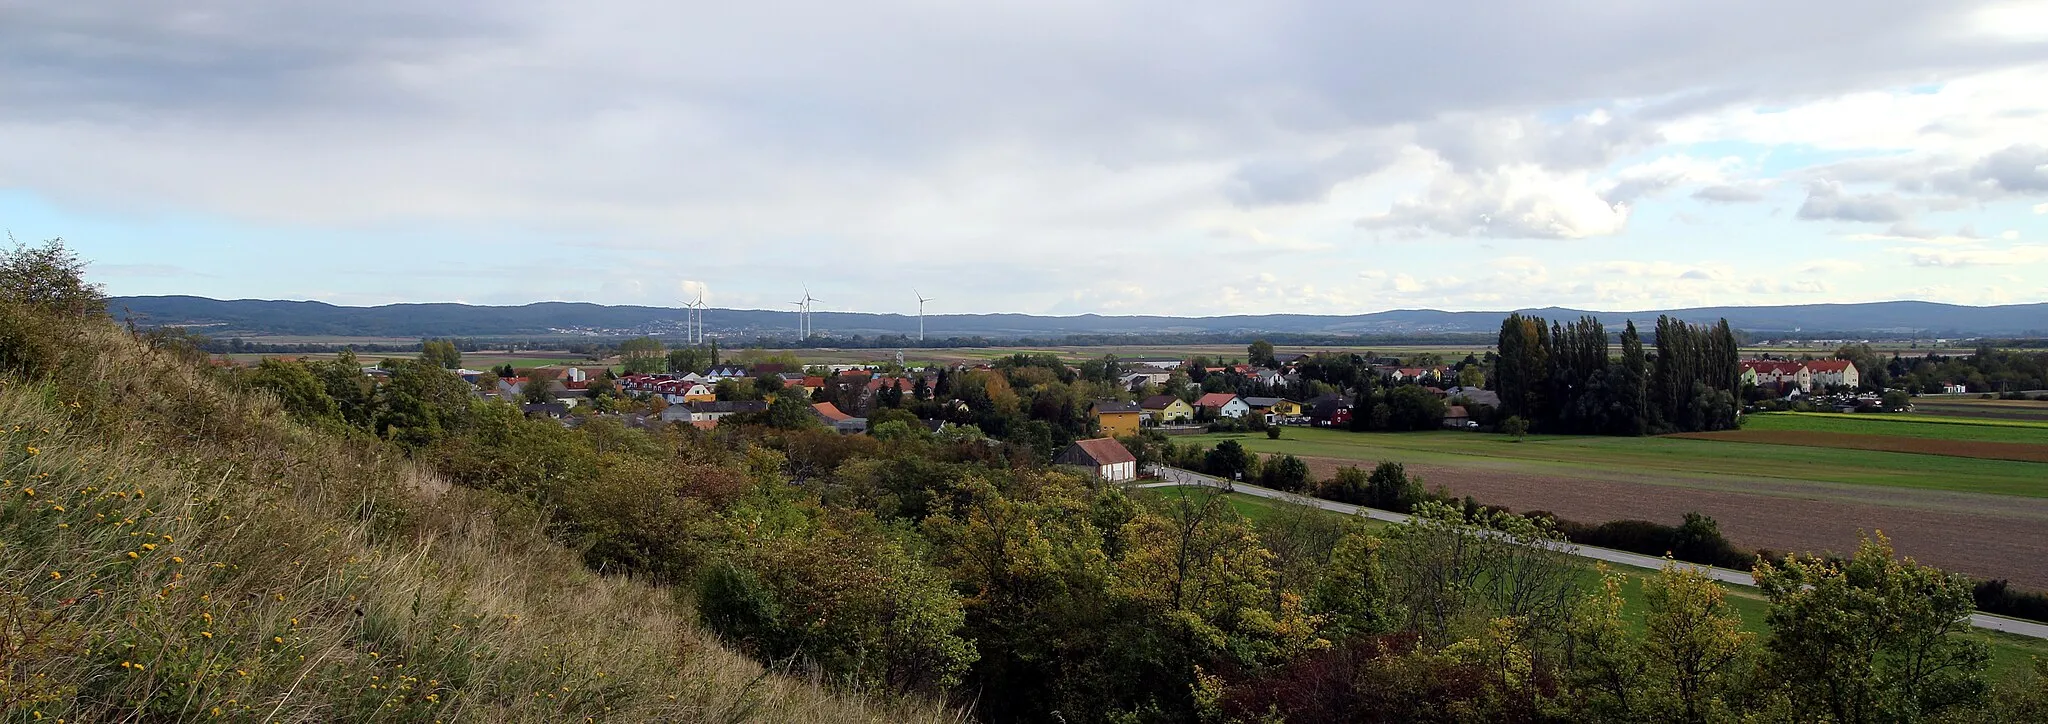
[
  {"x1": 1741, "y1": 412, "x2": 2048, "y2": 445},
  {"x1": 1669, "y1": 430, "x2": 2048, "y2": 463}
]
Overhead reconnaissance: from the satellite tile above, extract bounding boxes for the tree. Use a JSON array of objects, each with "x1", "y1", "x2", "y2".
[
  {"x1": 1260, "y1": 453, "x2": 1310, "y2": 492},
  {"x1": 246, "y1": 358, "x2": 339, "y2": 423},
  {"x1": 1755, "y1": 533, "x2": 1991, "y2": 723},
  {"x1": 1248, "y1": 340, "x2": 1277, "y2": 368},
  {"x1": 1457, "y1": 364, "x2": 1486, "y2": 389},
  {"x1": 1502, "y1": 415, "x2": 1529, "y2": 441},
  {"x1": 764, "y1": 389, "x2": 818, "y2": 429},
  {"x1": 522, "y1": 370, "x2": 558, "y2": 404},
  {"x1": 0, "y1": 237, "x2": 105, "y2": 316},
  {"x1": 1309, "y1": 523, "x2": 1393, "y2": 639},
  {"x1": 1640, "y1": 561, "x2": 1754, "y2": 724},
  {"x1": 419, "y1": 339, "x2": 462, "y2": 369},
  {"x1": 1385, "y1": 384, "x2": 1446, "y2": 431},
  {"x1": 1204, "y1": 440, "x2": 1253, "y2": 481},
  {"x1": 375, "y1": 359, "x2": 475, "y2": 446},
  {"x1": 667, "y1": 347, "x2": 710, "y2": 374},
  {"x1": 618, "y1": 336, "x2": 666, "y2": 374},
  {"x1": 1882, "y1": 389, "x2": 1911, "y2": 411},
  {"x1": 1317, "y1": 465, "x2": 1371, "y2": 505},
  {"x1": 1364, "y1": 461, "x2": 1423, "y2": 512}
]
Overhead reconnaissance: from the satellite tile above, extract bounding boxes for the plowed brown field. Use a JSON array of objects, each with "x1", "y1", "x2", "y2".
[
  {"x1": 1668, "y1": 430, "x2": 2048, "y2": 463},
  {"x1": 1291, "y1": 455, "x2": 2048, "y2": 588}
]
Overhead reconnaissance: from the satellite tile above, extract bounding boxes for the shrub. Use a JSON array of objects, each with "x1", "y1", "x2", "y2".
[{"x1": 1974, "y1": 579, "x2": 2048, "y2": 624}]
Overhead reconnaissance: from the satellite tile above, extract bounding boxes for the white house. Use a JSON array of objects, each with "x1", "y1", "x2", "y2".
[{"x1": 1195, "y1": 393, "x2": 1252, "y2": 419}]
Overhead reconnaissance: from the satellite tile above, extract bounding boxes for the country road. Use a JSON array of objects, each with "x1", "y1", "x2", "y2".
[{"x1": 1141, "y1": 466, "x2": 2048, "y2": 641}]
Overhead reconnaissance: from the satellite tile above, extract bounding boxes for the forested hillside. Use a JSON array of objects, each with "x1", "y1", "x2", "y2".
[{"x1": 10, "y1": 241, "x2": 2048, "y2": 722}]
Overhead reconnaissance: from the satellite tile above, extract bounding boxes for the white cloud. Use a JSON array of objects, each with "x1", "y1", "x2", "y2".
[{"x1": 1358, "y1": 164, "x2": 1630, "y2": 238}]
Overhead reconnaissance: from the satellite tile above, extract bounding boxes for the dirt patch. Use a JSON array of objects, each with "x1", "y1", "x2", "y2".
[
  {"x1": 1292, "y1": 455, "x2": 2048, "y2": 589},
  {"x1": 1669, "y1": 430, "x2": 2048, "y2": 463}
]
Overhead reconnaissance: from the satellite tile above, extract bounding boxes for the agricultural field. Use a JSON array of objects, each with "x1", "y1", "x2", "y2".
[
  {"x1": 1908, "y1": 396, "x2": 2048, "y2": 422},
  {"x1": 1128, "y1": 484, "x2": 2048, "y2": 675},
  {"x1": 1183, "y1": 426, "x2": 2048, "y2": 588}
]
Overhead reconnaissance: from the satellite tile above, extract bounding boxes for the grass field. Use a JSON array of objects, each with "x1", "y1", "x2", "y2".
[
  {"x1": 227, "y1": 351, "x2": 603, "y2": 369},
  {"x1": 1742, "y1": 412, "x2": 2048, "y2": 444},
  {"x1": 1910, "y1": 397, "x2": 2048, "y2": 422},
  {"x1": 1128, "y1": 485, "x2": 2048, "y2": 675},
  {"x1": 1189, "y1": 427, "x2": 2048, "y2": 499}
]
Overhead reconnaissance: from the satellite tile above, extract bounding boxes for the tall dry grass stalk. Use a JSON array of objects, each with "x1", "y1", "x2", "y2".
[{"x1": 0, "y1": 323, "x2": 966, "y2": 722}]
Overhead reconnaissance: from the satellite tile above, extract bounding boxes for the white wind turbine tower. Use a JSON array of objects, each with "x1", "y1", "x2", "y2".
[
  {"x1": 803, "y1": 289, "x2": 822, "y2": 338},
  {"x1": 690, "y1": 293, "x2": 706, "y2": 345},
  {"x1": 915, "y1": 289, "x2": 934, "y2": 342}
]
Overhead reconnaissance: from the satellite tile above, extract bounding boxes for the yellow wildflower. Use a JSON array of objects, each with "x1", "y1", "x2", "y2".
[{"x1": 49, "y1": 571, "x2": 60, "y2": 580}]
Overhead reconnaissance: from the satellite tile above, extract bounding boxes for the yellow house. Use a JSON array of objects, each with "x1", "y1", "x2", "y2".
[
  {"x1": 1139, "y1": 395, "x2": 1195, "y2": 424},
  {"x1": 1092, "y1": 400, "x2": 1144, "y2": 437},
  {"x1": 1236, "y1": 396, "x2": 1302, "y2": 419}
]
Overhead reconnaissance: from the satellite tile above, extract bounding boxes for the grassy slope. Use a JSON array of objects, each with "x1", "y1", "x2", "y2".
[
  {"x1": 1, "y1": 323, "x2": 952, "y2": 722},
  {"x1": 1131, "y1": 486, "x2": 2048, "y2": 676},
  {"x1": 1187, "y1": 428, "x2": 2048, "y2": 498},
  {"x1": 1742, "y1": 412, "x2": 2048, "y2": 444}
]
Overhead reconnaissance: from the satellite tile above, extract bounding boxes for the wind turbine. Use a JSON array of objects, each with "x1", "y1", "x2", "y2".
[
  {"x1": 915, "y1": 289, "x2": 934, "y2": 343},
  {"x1": 802, "y1": 289, "x2": 823, "y2": 338},
  {"x1": 789, "y1": 299, "x2": 808, "y2": 338},
  {"x1": 690, "y1": 293, "x2": 706, "y2": 345}
]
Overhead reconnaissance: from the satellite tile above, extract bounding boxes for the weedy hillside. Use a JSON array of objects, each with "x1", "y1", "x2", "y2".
[{"x1": 0, "y1": 248, "x2": 956, "y2": 721}]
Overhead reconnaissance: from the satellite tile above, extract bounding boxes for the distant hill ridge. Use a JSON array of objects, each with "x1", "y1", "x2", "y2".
[{"x1": 108, "y1": 295, "x2": 2048, "y2": 338}]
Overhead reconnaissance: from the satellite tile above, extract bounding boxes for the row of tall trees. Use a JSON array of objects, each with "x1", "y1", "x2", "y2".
[{"x1": 1496, "y1": 313, "x2": 1739, "y2": 435}]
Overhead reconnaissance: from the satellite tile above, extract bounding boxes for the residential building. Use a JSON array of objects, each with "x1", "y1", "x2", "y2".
[
  {"x1": 1091, "y1": 400, "x2": 1143, "y2": 437},
  {"x1": 1741, "y1": 360, "x2": 1814, "y2": 393},
  {"x1": 1806, "y1": 360, "x2": 1861, "y2": 389},
  {"x1": 1307, "y1": 396, "x2": 1353, "y2": 427},
  {"x1": 1442, "y1": 405, "x2": 1472, "y2": 429},
  {"x1": 812, "y1": 401, "x2": 853, "y2": 426},
  {"x1": 1195, "y1": 392, "x2": 1251, "y2": 419},
  {"x1": 1055, "y1": 438, "x2": 1138, "y2": 482},
  {"x1": 1440, "y1": 386, "x2": 1501, "y2": 408},
  {"x1": 666, "y1": 400, "x2": 767, "y2": 424},
  {"x1": 1141, "y1": 395, "x2": 1195, "y2": 424}
]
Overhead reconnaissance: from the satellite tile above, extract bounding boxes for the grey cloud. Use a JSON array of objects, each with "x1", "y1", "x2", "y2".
[
  {"x1": 1225, "y1": 144, "x2": 1401, "y2": 206},
  {"x1": 1797, "y1": 181, "x2": 1912, "y2": 223},
  {"x1": 1693, "y1": 184, "x2": 1766, "y2": 203},
  {"x1": 1971, "y1": 144, "x2": 2048, "y2": 194}
]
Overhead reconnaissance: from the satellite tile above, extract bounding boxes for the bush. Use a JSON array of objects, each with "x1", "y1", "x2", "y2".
[
  {"x1": 1974, "y1": 579, "x2": 2048, "y2": 624},
  {"x1": 1546, "y1": 512, "x2": 1751, "y2": 569}
]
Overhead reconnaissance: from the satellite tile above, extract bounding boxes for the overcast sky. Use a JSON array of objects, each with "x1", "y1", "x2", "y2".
[{"x1": 4, "y1": 1, "x2": 2048, "y2": 316}]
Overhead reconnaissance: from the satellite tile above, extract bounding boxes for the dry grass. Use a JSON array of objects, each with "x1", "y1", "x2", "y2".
[{"x1": 0, "y1": 323, "x2": 962, "y2": 722}]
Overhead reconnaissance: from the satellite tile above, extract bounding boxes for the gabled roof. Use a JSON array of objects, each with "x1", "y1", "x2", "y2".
[
  {"x1": 1140, "y1": 394, "x2": 1183, "y2": 410},
  {"x1": 1195, "y1": 392, "x2": 1240, "y2": 408},
  {"x1": 1067, "y1": 438, "x2": 1136, "y2": 466},
  {"x1": 1241, "y1": 396, "x2": 1285, "y2": 408},
  {"x1": 1444, "y1": 405, "x2": 1470, "y2": 418},
  {"x1": 813, "y1": 402, "x2": 852, "y2": 423},
  {"x1": 1092, "y1": 400, "x2": 1142, "y2": 414},
  {"x1": 1806, "y1": 360, "x2": 1857, "y2": 372}
]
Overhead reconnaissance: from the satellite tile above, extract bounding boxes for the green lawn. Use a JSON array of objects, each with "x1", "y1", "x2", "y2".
[
  {"x1": 1131, "y1": 485, "x2": 2047, "y2": 676},
  {"x1": 1743, "y1": 412, "x2": 2048, "y2": 444},
  {"x1": 1189, "y1": 427, "x2": 2048, "y2": 498}
]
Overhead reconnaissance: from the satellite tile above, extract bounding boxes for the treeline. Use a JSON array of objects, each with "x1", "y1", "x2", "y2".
[
  {"x1": 1496, "y1": 313, "x2": 1739, "y2": 435},
  {"x1": 1888, "y1": 346, "x2": 2048, "y2": 393}
]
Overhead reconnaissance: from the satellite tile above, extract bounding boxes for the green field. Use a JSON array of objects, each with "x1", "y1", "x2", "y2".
[
  {"x1": 1129, "y1": 485, "x2": 2047, "y2": 675},
  {"x1": 1187, "y1": 427, "x2": 2048, "y2": 498},
  {"x1": 1744, "y1": 412, "x2": 2048, "y2": 444}
]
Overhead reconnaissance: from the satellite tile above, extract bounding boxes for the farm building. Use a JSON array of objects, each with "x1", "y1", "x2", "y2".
[{"x1": 1055, "y1": 438, "x2": 1138, "y2": 482}]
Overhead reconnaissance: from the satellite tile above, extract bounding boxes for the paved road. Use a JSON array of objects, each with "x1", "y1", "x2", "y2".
[{"x1": 1143, "y1": 466, "x2": 2048, "y2": 641}]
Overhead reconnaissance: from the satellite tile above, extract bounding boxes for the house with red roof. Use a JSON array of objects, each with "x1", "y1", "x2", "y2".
[
  {"x1": 1741, "y1": 360, "x2": 1813, "y2": 393},
  {"x1": 1194, "y1": 392, "x2": 1251, "y2": 419}
]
